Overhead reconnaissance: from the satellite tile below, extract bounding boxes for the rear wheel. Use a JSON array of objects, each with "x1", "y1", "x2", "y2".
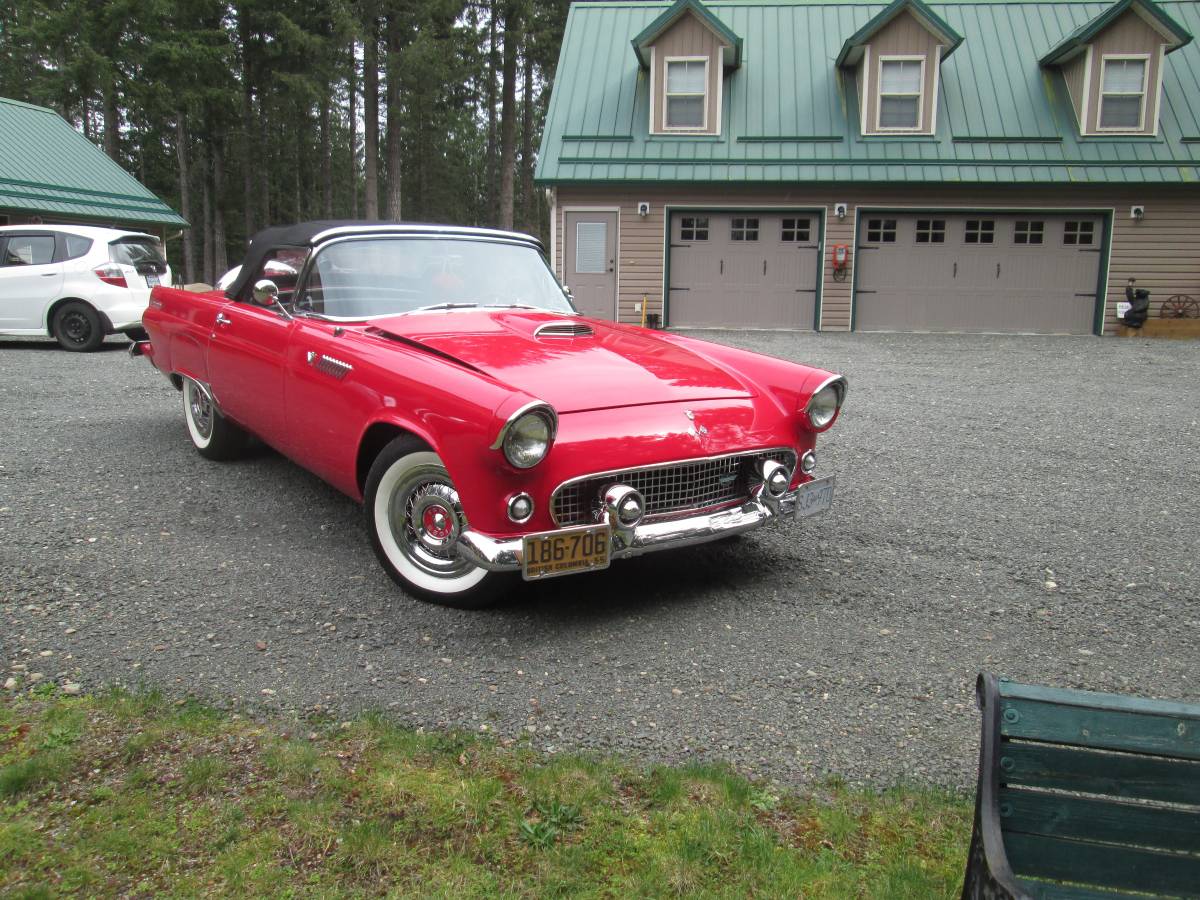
[
  {"x1": 182, "y1": 377, "x2": 248, "y2": 460},
  {"x1": 52, "y1": 301, "x2": 104, "y2": 352},
  {"x1": 364, "y1": 436, "x2": 506, "y2": 608}
]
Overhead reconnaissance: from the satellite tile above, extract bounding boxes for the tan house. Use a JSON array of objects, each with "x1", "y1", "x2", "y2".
[{"x1": 535, "y1": 0, "x2": 1200, "y2": 335}]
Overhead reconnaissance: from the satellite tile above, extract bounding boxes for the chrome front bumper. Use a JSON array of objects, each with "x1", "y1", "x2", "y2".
[{"x1": 456, "y1": 489, "x2": 802, "y2": 574}]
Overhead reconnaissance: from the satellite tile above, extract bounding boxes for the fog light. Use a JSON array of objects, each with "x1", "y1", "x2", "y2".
[
  {"x1": 507, "y1": 492, "x2": 534, "y2": 524},
  {"x1": 800, "y1": 450, "x2": 817, "y2": 474},
  {"x1": 604, "y1": 485, "x2": 645, "y2": 528}
]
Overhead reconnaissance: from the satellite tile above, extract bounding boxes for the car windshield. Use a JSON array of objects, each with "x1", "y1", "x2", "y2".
[{"x1": 298, "y1": 236, "x2": 574, "y2": 319}]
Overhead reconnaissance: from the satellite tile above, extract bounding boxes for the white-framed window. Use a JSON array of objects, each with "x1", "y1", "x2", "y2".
[
  {"x1": 1098, "y1": 55, "x2": 1149, "y2": 131},
  {"x1": 877, "y1": 57, "x2": 924, "y2": 131},
  {"x1": 664, "y1": 57, "x2": 708, "y2": 130}
]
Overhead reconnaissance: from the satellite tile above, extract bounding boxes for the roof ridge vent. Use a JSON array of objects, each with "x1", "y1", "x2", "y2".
[{"x1": 534, "y1": 321, "x2": 595, "y2": 338}]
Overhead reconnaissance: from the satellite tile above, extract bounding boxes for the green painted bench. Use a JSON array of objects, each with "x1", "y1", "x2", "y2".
[{"x1": 962, "y1": 673, "x2": 1200, "y2": 900}]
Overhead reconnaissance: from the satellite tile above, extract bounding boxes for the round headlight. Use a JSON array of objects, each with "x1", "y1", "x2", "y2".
[
  {"x1": 503, "y1": 411, "x2": 552, "y2": 469},
  {"x1": 806, "y1": 384, "x2": 842, "y2": 430}
]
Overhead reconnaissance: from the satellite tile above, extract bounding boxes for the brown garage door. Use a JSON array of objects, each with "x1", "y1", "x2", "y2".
[
  {"x1": 669, "y1": 212, "x2": 820, "y2": 328},
  {"x1": 854, "y1": 213, "x2": 1104, "y2": 334}
]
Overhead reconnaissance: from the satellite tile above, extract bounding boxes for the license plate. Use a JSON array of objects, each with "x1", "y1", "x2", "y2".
[
  {"x1": 794, "y1": 475, "x2": 836, "y2": 518},
  {"x1": 145, "y1": 273, "x2": 160, "y2": 287},
  {"x1": 522, "y1": 523, "x2": 611, "y2": 581}
]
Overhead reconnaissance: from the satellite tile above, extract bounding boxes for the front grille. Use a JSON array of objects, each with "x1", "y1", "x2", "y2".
[{"x1": 552, "y1": 449, "x2": 797, "y2": 526}]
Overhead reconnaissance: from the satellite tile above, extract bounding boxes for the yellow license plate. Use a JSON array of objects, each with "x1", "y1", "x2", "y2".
[{"x1": 521, "y1": 524, "x2": 611, "y2": 581}]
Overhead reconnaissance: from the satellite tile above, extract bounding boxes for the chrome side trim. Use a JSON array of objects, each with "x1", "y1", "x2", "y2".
[
  {"x1": 488, "y1": 401, "x2": 559, "y2": 452},
  {"x1": 549, "y1": 447, "x2": 797, "y2": 526},
  {"x1": 306, "y1": 351, "x2": 353, "y2": 380},
  {"x1": 456, "y1": 487, "x2": 809, "y2": 574}
]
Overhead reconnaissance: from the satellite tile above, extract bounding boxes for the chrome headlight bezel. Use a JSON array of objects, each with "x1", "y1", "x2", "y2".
[
  {"x1": 803, "y1": 376, "x2": 847, "y2": 431},
  {"x1": 492, "y1": 402, "x2": 558, "y2": 469}
]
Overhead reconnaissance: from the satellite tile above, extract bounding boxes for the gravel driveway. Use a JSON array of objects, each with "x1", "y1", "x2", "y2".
[{"x1": 2, "y1": 331, "x2": 1197, "y2": 788}]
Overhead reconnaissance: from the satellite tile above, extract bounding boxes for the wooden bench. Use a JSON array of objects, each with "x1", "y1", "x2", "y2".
[{"x1": 962, "y1": 673, "x2": 1200, "y2": 899}]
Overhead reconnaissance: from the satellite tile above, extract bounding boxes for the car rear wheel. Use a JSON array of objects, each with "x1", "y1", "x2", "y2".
[
  {"x1": 182, "y1": 377, "x2": 248, "y2": 460},
  {"x1": 364, "y1": 436, "x2": 506, "y2": 608},
  {"x1": 51, "y1": 301, "x2": 105, "y2": 352}
]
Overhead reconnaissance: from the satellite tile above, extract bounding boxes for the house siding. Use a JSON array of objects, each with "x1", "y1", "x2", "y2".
[
  {"x1": 648, "y1": 11, "x2": 727, "y2": 136},
  {"x1": 861, "y1": 11, "x2": 942, "y2": 134},
  {"x1": 553, "y1": 185, "x2": 1200, "y2": 335},
  {"x1": 1082, "y1": 10, "x2": 1165, "y2": 134},
  {"x1": 1062, "y1": 51, "x2": 1089, "y2": 128}
]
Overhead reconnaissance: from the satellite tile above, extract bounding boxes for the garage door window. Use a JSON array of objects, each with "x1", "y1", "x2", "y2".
[
  {"x1": 1014, "y1": 221, "x2": 1044, "y2": 245},
  {"x1": 915, "y1": 219, "x2": 945, "y2": 243},
  {"x1": 680, "y1": 217, "x2": 708, "y2": 241},
  {"x1": 781, "y1": 218, "x2": 810, "y2": 242},
  {"x1": 1063, "y1": 221, "x2": 1095, "y2": 246},
  {"x1": 965, "y1": 220, "x2": 995, "y2": 244},
  {"x1": 731, "y1": 218, "x2": 759, "y2": 241},
  {"x1": 865, "y1": 219, "x2": 897, "y2": 243}
]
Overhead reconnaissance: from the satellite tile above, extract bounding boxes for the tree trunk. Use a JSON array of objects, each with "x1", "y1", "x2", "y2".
[
  {"x1": 199, "y1": 141, "x2": 213, "y2": 285},
  {"x1": 520, "y1": 48, "x2": 534, "y2": 232},
  {"x1": 384, "y1": 11, "x2": 403, "y2": 221},
  {"x1": 239, "y1": 8, "x2": 256, "y2": 239},
  {"x1": 485, "y1": 1, "x2": 498, "y2": 224},
  {"x1": 212, "y1": 136, "x2": 228, "y2": 276},
  {"x1": 348, "y1": 40, "x2": 359, "y2": 218},
  {"x1": 103, "y1": 77, "x2": 120, "y2": 161},
  {"x1": 498, "y1": 1, "x2": 520, "y2": 230},
  {"x1": 320, "y1": 92, "x2": 333, "y2": 217},
  {"x1": 175, "y1": 116, "x2": 196, "y2": 283},
  {"x1": 363, "y1": 14, "x2": 380, "y2": 220}
]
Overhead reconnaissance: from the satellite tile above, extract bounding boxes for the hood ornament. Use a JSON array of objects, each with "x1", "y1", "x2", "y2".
[{"x1": 684, "y1": 409, "x2": 708, "y2": 437}]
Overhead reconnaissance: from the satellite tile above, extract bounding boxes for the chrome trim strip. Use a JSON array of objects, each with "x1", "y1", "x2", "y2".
[
  {"x1": 456, "y1": 485, "x2": 818, "y2": 574},
  {"x1": 488, "y1": 401, "x2": 559, "y2": 452},
  {"x1": 549, "y1": 447, "x2": 797, "y2": 526},
  {"x1": 310, "y1": 223, "x2": 543, "y2": 250},
  {"x1": 534, "y1": 321, "x2": 594, "y2": 338}
]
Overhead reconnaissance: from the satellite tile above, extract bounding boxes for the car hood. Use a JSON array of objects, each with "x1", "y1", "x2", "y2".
[{"x1": 364, "y1": 310, "x2": 753, "y2": 413}]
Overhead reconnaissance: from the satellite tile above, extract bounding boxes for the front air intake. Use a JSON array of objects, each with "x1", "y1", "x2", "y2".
[{"x1": 534, "y1": 321, "x2": 594, "y2": 338}]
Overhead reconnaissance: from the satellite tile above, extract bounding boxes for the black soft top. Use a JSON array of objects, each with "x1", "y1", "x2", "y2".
[{"x1": 224, "y1": 220, "x2": 543, "y2": 301}]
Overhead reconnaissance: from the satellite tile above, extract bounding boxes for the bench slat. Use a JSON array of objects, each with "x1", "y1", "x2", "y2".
[
  {"x1": 1004, "y1": 832, "x2": 1200, "y2": 897},
  {"x1": 999, "y1": 680, "x2": 1200, "y2": 720},
  {"x1": 1002, "y1": 741, "x2": 1200, "y2": 805},
  {"x1": 1000, "y1": 786, "x2": 1200, "y2": 853},
  {"x1": 1000, "y1": 697, "x2": 1200, "y2": 760},
  {"x1": 1019, "y1": 880, "x2": 1159, "y2": 900}
]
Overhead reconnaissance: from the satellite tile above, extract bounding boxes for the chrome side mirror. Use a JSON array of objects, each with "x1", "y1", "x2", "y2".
[{"x1": 252, "y1": 279, "x2": 280, "y2": 307}]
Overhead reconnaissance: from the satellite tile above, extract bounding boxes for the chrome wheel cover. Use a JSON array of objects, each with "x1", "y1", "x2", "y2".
[
  {"x1": 187, "y1": 382, "x2": 213, "y2": 440},
  {"x1": 387, "y1": 464, "x2": 473, "y2": 580}
]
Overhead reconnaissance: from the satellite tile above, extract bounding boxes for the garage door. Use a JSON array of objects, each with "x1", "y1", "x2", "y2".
[
  {"x1": 854, "y1": 213, "x2": 1104, "y2": 334},
  {"x1": 668, "y1": 212, "x2": 820, "y2": 328}
]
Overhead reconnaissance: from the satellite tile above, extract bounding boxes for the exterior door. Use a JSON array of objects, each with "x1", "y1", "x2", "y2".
[
  {"x1": 855, "y1": 213, "x2": 1103, "y2": 334},
  {"x1": 206, "y1": 301, "x2": 292, "y2": 449},
  {"x1": 669, "y1": 212, "x2": 819, "y2": 328},
  {"x1": 563, "y1": 211, "x2": 616, "y2": 320},
  {"x1": 0, "y1": 233, "x2": 62, "y2": 329}
]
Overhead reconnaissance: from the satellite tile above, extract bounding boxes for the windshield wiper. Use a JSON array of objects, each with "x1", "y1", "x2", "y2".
[
  {"x1": 482, "y1": 302, "x2": 539, "y2": 310},
  {"x1": 406, "y1": 302, "x2": 479, "y2": 313}
]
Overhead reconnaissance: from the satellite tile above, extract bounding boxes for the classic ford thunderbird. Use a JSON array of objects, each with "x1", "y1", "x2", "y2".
[{"x1": 133, "y1": 222, "x2": 846, "y2": 607}]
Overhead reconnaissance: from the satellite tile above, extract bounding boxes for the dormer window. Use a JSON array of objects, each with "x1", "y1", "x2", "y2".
[
  {"x1": 1098, "y1": 57, "x2": 1148, "y2": 130},
  {"x1": 878, "y1": 58, "x2": 924, "y2": 130},
  {"x1": 665, "y1": 59, "x2": 708, "y2": 129}
]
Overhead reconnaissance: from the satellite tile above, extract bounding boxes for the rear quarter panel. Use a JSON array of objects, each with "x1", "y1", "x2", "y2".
[{"x1": 143, "y1": 286, "x2": 227, "y2": 383}]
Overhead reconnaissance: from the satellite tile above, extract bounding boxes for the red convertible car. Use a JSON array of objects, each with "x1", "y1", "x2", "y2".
[{"x1": 133, "y1": 222, "x2": 846, "y2": 607}]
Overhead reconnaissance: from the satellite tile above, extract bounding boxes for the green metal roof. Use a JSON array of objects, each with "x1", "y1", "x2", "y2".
[
  {"x1": 632, "y1": 0, "x2": 744, "y2": 68},
  {"x1": 536, "y1": 0, "x2": 1200, "y2": 185},
  {"x1": 0, "y1": 97, "x2": 187, "y2": 227},
  {"x1": 1039, "y1": 0, "x2": 1191, "y2": 65},
  {"x1": 835, "y1": 0, "x2": 964, "y2": 67}
]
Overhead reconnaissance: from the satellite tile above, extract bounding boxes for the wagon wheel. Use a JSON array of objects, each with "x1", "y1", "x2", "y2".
[{"x1": 1159, "y1": 294, "x2": 1199, "y2": 318}]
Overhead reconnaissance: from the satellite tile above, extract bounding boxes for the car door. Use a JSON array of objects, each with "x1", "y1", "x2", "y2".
[
  {"x1": 206, "y1": 298, "x2": 293, "y2": 452},
  {"x1": 0, "y1": 232, "x2": 63, "y2": 330}
]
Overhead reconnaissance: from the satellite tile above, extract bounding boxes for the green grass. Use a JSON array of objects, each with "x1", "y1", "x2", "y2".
[{"x1": 0, "y1": 688, "x2": 971, "y2": 897}]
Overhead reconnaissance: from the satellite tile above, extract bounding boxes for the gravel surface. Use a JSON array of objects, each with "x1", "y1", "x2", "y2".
[{"x1": 2, "y1": 331, "x2": 1197, "y2": 789}]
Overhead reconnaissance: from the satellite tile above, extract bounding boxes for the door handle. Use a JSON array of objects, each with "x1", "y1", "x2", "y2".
[
  {"x1": 953, "y1": 262, "x2": 957, "y2": 278},
  {"x1": 996, "y1": 262, "x2": 1001, "y2": 279},
  {"x1": 763, "y1": 259, "x2": 767, "y2": 276},
  {"x1": 720, "y1": 259, "x2": 724, "y2": 275},
  {"x1": 215, "y1": 313, "x2": 232, "y2": 326},
  {"x1": 41, "y1": 272, "x2": 58, "y2": 277}
]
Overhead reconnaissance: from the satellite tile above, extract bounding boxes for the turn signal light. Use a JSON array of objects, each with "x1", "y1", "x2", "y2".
[{"x1": 93, "y1": 265, "x2": 128, "y2": 288}]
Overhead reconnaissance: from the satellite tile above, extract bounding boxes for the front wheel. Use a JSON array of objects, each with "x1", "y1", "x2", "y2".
[
  {"x1": 364, "y1": 436, "x2": 506, "y2": 608},
  {"x1": 182, "y1": 377, "x2": 248, "y2": 460},
  {"x1": 52, "y1": 301, "x2": 104, "y2": 352}
]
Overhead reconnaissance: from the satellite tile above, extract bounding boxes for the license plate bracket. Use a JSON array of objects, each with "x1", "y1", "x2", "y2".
[
  {"x1": 521, "y1": 523, "x2": 611, "y2": 581},
  {"x1": 794, "y1": 475, "x2": 836, "y2": 518}
]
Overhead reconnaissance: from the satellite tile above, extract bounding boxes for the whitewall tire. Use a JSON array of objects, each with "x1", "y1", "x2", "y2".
[{"x1": 182, "y1": 377, "x2": 247, "y2": 460}]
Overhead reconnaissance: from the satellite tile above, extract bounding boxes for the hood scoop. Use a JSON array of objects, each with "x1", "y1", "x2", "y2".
[{"x1": 534, "y1": 321, "x2": 594, "y2": 338}]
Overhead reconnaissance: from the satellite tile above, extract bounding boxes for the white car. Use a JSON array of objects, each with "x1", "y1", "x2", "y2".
[{"x1": 0, "y1": 224, "x2": 171, "y2": 351}]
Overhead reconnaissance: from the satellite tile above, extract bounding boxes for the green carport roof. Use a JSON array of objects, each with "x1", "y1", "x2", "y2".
[{"x1": 0, "y1": 97, "x2": 187, "y2": 227}]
